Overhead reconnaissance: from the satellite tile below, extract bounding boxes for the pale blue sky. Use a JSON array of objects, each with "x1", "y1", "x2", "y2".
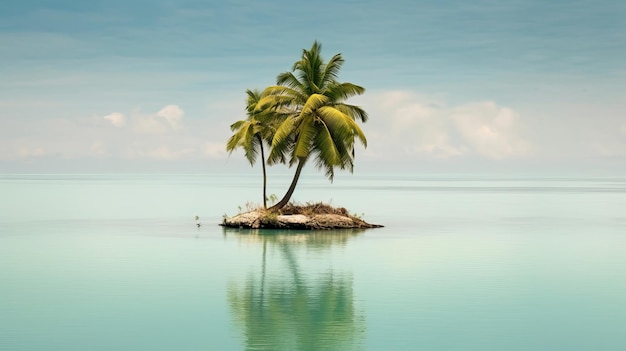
[{"x1": 1, "y1": 0, "x2": 625, "y2": 174}]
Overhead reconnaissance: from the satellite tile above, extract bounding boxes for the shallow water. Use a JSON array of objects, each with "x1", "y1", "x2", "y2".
[{"x1": 1, "y1": 173, "x2": 625, "y2": 350}]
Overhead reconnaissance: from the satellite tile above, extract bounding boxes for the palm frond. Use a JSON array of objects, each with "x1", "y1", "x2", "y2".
[
  {"x1": 324, "y1": 82, "x2": 365, "y2": 102},
  {"x1": 313, "y1": 119, "x2": 341, "y2": 167},
  {"x1": 242, "y1": 126, "x2": 260, "y2": 166},
  {"x1": 293, "y1": 115, "x2": 317, "y2": 159},
  {"x1": 321, "y1": 53, "x2": 345, "y2": 84},
  {"x1": 257, "y1": 86, "x2": 307, "y2": 110},
  {"x1": 301, "y1": 94, "x2": 328, "y2": 116},
  {"x1": 295, "y1": 41, "x2": 325, "y2": 94},
  {"x1": 334, "y1": 103, "x2": 369, "y2": 122},
  {"x1": 317, "y1": 106, "x2": 367, "y2": 147},
  {"x1": 226, "y1": 120, "x2": 260, "y2": 166},
  {"x1": 229, "y1": 119, "x2": 247, "y2": 132},
  {"x1": 276, "y1": 72, "x2": 305, "y2": 91},
  {"x1": 245, "y1": 89, "x2": 262, "y2": 105},
  {"x1": 226, "y1": 128, "x2": 245, "y2": 153},
  {"x1": 268, "y1": 117, "x2": 296, "y2": 165}
]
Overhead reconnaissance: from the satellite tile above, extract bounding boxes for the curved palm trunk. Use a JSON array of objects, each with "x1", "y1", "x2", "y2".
[
  {"x1": 258, "y1": 135, "x2": 267, "y2": 209},
  {"x1": 268, "y1": 157, "x2": 306, "y2": 211}
]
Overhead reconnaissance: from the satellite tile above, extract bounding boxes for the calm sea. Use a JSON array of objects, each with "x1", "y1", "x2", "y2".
[{"x1": 1, "y1": 173, "x2": 625, "y2": 350}]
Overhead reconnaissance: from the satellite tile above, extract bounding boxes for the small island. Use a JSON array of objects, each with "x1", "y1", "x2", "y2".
[
  {"x1": 223, "y1": 41, "x2": 381, "y2": 230},
  {"x1": 221, "y1": 202, "x2": 383, "y2": 230}
]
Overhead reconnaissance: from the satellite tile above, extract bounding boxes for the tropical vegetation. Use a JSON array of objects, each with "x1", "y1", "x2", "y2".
[
  {"x1": 226, "y1": 41, "x2": 368, "y2": 212},
  {"x1": 226, "y1": 89, "x2": 282, "y2": 209}
]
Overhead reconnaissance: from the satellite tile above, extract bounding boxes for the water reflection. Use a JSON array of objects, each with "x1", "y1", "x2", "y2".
[{"x1": 223, "y1": 228, "x2": 365, "y2": 351}]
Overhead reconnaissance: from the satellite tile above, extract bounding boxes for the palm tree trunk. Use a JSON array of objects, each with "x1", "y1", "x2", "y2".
[
  {"x1": 268, "y1": 157, "x2": 306, "y2": 211},
  {"x1": 258, "y1": 135, "x2": 267, "y2": 209}
]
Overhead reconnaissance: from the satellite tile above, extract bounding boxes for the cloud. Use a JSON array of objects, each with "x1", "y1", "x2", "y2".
[
  {"x1": 100, "y1": 105, "x2": 186, "y2": 133},
  {"x1": 103, "y1": 112, "x2": 126, "y2": 127},
  {"x1": 132, "y1": 112, "x2": 169, "y2": 134},
  {"x1": 357, "y1": 91, "x2": 531, "y2": 160},
  {"x1": 451, "y1": 102, "x2": 531, "y2": 159},
  {"x1": 1, "y1": 101, "x2": 219, "y2": 164},
  {"x1": 156, "y1": 105, "x2": 184, "y2": 128},
  {"x1": 4, "y1": 90, "x2": 622, "y2": 172}
]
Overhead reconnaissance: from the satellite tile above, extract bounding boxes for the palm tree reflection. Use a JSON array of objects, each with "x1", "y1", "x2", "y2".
[{"x1": 224, "y1": 228, "x2": 365, "y2": 351}]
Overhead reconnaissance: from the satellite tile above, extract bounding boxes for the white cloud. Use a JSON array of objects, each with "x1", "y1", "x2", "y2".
[
  {"x1": 132, "y1": 113, "x2": 169, "y2": 134},
  {"x1": 0, "y1": 101, "x2": 226, "y2": 164},
  {"x1": 101, "y1": 105, "x2": 186, "y2": 134},
  {"x1": 357, "y1": 91, "x2": 531, "y2": 160},
  {"x1": 411, "y1": 132, "x2": 465, "y2": 158},
  {"x1": 157, "y1": 105, "x2": 184, "y2": 128},
  {"x1": 103, "y1": 112, "x2": 126, "y2": 127},
  {"x1": 6, "y1": 91, "x2": 623, "y2": 172},
  {"x1": 451, "y1": 102, "x2": 531, "y2": 159}
]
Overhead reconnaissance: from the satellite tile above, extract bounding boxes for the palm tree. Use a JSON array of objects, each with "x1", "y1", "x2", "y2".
[
  {"x1": 259, "y1": 41, "x2": 368, "y2": 211},
  {"x1": 227, "y1": 89, "x2": 280, "y2": 209}
]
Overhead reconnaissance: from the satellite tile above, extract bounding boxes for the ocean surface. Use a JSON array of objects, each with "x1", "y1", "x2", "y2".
[{"x1": 1, "y1": 172, "x2": 625, "y2": 350}]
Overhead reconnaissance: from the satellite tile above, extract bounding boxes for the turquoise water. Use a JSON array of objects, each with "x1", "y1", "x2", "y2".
[{"x1": 1, "y1": 173, "x2": 625, "y2": 350}]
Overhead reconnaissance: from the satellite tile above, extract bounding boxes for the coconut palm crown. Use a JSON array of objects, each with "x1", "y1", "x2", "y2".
[
  {"x1": 227, "y1": 89, "x2": 284, "y2": 208},
  {"x1": 259, "y1": 41, "x2": 368, "y2": 211}
]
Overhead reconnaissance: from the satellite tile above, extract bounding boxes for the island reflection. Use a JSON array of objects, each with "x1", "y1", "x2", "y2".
[{"x1": 223, "y1": 228, "x2": 365, "y2": 351}]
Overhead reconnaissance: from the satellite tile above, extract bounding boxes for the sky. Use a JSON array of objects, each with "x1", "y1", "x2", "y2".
[{"x1": 1, "y1": 0, "x2": 625, "y2": 175}]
